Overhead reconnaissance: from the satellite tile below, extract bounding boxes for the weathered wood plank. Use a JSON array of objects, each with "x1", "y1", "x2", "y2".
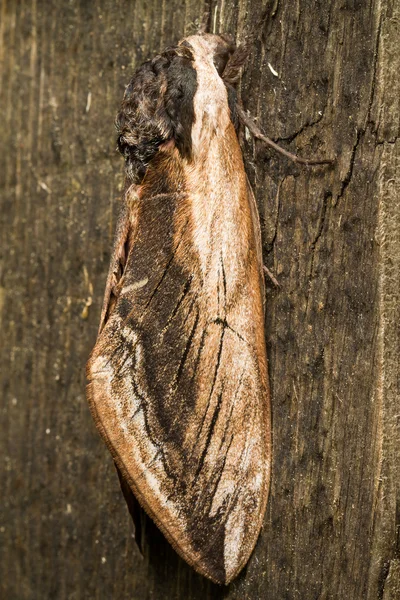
[{"x1": 0, "y1": 0, "x2": 398, "y2": 598}]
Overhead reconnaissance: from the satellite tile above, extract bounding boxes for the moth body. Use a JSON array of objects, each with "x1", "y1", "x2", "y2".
[{"x1": 87, "y1": 33, "x2": 271, "y2": 585}]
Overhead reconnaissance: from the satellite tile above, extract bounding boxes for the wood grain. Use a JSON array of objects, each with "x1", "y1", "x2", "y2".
[{"x1": 1, "y1": 0, "x2": 399, "y2": 598}]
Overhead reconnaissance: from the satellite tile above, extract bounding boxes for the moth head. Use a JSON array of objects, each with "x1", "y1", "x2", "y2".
[
  {"x1": 180, "y1": 33, "x2": 236, "y2": 77},
  {"x1": 178, "y1": 34, "x2": 241, "y2": 145}
]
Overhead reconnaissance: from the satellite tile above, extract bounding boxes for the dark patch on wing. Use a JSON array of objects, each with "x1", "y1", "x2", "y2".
[
  {"x1": 105, "y1": 175, "x2": 201, "y2": 449},
  {"x1": 163, "y1": 274, "x2": 193, "y2": 331},
  {"x1": 116, "y1": 295, "x2": 134, "y2": 320},
  {"x1": 126, "y1": 356, "x2": 179, "y2": 488},
  {"x1": 143, "y1": 236, "x2": 185, "y2": 310}
]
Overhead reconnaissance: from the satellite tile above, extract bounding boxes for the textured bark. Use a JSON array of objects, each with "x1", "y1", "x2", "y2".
[{"x1": 0, "y1": 0, "x2": 399, "y2": 599}]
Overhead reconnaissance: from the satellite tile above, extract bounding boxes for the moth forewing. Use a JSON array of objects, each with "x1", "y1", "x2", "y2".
[{"x1": 86, "y1": 33, "x2": 271, "y2": 586}]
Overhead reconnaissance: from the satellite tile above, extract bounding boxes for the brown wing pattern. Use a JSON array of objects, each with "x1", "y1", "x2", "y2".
[{"x1": 87, "y1": 149, "x2": 270, "y2": 583}]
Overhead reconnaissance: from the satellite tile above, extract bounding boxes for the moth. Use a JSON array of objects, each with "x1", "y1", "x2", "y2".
[{"x1": 86, "y1": 33, "x2": 271, "y2": 585}]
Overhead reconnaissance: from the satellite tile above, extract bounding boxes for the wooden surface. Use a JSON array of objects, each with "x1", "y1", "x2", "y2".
[{"x1": 1, "y1": 0, "x2": 399, "y2": 598}]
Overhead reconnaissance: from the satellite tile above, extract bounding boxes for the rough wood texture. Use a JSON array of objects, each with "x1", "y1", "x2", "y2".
[{"x1": 1, "y1": 0, "x2": 399, "y2": 598}]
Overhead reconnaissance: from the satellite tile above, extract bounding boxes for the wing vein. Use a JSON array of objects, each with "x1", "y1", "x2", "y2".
[
  {"x1": 175, "y1": 309, "x2": 200, "y2": 384},
  {"x1": 194, "y1": 389, "x2": 224, "y2": 480}
]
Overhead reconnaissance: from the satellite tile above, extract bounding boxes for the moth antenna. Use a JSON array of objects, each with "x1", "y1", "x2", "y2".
[
  {"x1": 237, "y1": 105, "x2": 335, "y2": 167},
  {"x1": 198, "y1": 0, "x2": 212, "y2": 34}
]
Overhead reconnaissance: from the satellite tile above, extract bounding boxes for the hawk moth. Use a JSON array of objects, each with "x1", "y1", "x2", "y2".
[{"x1": 86, "y1": 33, "x2": 271, "y2": 585}]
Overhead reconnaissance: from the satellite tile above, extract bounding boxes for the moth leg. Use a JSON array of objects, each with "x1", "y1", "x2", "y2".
[
  {"x1": 222, "y1": 44, "x2": 250, "y2": 84},
  {"x1": 222, "y1": 3, "x2": 277, "y2": 84},
  {"x1": 198, "y1": 0, "x2": 212, "y2": 33},
  {"x1": 263, "y1": 264, "x2": 280, "y2": 287},
  {"x1": 237, "y1": 105, "x2": 335, "y2": 166}
]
